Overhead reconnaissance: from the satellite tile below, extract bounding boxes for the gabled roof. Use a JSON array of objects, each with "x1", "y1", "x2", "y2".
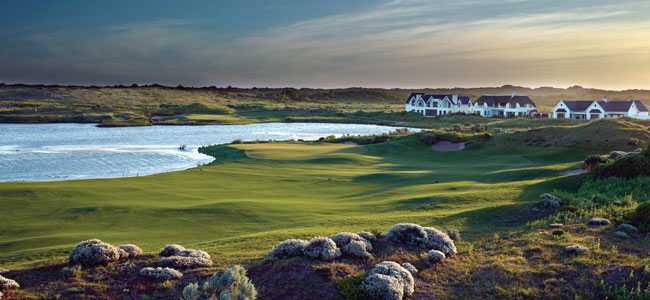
[
  {"x1": 405, "y1": 93, "x2": 424, "y2": 104},
  {"x1": 561, "y1": 99, "x2": 648, "y2": 113},
  {"x1": 426, "y1": 94, "x2": 453, "y2": 100},
  {"x1": 598, "y1": 100, "x2": 632, "y2": 113},
  {"x1": 458, "y1": 96, "x2": 471, "y2": 105},
  {"x1": 476, "y1": 95, "x2": 536, "y2": 107},
  {"x1": 634, "y1": 100, "x2": 649, "y2": 112},
  {"x1": 562, "y1": 100, "x2": 595, "y2": 112}
]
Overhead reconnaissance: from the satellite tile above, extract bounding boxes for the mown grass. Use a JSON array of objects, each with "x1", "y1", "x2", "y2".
[{"x1": 0, "y1": 129, "x2": 596, "y2": 269}]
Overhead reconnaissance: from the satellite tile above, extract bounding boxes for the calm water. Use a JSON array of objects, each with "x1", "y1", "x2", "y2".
[{"x1": 0, "y1": 123, "x2": 403, "y2": 182}]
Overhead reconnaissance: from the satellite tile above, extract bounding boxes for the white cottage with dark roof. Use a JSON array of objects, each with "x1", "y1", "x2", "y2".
[
  {"x1": 551, "y1": 98, "x2": 649, "y2": 120},
  {"x1": 404, "y1": 93, "x2": 472, "y2": 117}
]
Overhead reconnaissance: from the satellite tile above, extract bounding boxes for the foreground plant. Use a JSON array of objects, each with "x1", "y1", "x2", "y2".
[{"x1": 181, "y1": 265, "x2": 257, "y2": 300}]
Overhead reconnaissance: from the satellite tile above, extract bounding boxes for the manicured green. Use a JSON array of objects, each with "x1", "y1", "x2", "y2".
[{"x1": 0, "y1": 131, "x2": 591, "y2": 269}]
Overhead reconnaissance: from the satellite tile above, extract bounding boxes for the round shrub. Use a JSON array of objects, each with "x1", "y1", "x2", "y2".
[
  {"x1": 332, "y1": 232, "x2": 373, "y2": 258},
  {"x1": 203, "y1": 265, "x2": 257, "y2": 300},
  {"x1": 118, "y1": 244, "x2": 143, "y2": 259},
  {"x1": 0, "y1": 275, "x2": 20, "y2": 290},
  {"x1": 422, "y1": 227, "x2": 457, "y2": 256},
  {"x1": 365, "y1": 261, "x2": 414, "y2": 298},
  {"x1": 69, "y1": 239, "x2": 121, "y2": 267},
  {"x1": 159, "y1": 256, "x2": 213, "y2": 269},
  {"x1": 361, "y1": 273, "x2": 404, "y2": 300},
  {"x1": 342, "y1": 239, "x2": 372, "y2": 258},
  {"x1": 139, "y1": 267, "x2": 183, "y2": 281},
  {"x1": 303, "y1": 237, "x2": 341, "y2": 261},
  {"x1": 358, "y1": 231, "x2": 377, "y2": 242},
  {"x1": 177, "y1": 249, "x2": 211, "y2": 260},
  {"x1": 428, "y1": 250, "x2": 446, "y2": 263},
  {"x1": 386, "y1": 224, "x2": 427, "y2": 247},
  {"x1": 160, "y1": 244, "x2": 186, "y2": 257},
  {"x1": 401, "y1": 263, "x2": 418, "y2": 275},
  {"x1": 386, "y1": 223, "x2": 457, "y2": 256},
  {"x1": 266, "y1": 239, "x2": 308, "y2": 260}
]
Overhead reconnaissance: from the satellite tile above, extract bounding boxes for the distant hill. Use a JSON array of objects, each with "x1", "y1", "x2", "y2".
[{"x1": 1, "y1": 84, "x2": 649, "y2": 125}]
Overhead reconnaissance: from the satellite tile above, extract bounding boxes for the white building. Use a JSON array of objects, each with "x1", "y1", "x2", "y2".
[
  {"x1": 404, "y1": 94, "x2": 472, "y2": 117},
  {"x1": 551, "y1": 98, "x2": 649, "y2": 120},
  {"x1": 471, "y1": 95, "x2": 537, "y2": 118}
]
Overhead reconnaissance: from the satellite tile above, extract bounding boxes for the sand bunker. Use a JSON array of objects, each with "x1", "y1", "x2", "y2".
[{"x1": 432, "y1": 141, "x2": 466, "y2": 152}]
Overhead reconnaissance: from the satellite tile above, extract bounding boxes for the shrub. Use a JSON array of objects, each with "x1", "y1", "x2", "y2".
[
  {"x1": 139, "y1": 267, "x2": 183, "y2": 281},
  {"x1": 181, "y1": 283, "x2": 201, "y2": 300},
  {"x1": 331, "y1": 232, "x2": 373, "y2": 258},
  {"x1": 386, "y1": 223, "x2": 457, "y2": 256},
  {"x1": 401, "y1": 263, "x2": 418, "y2": 275},
  {"x1": 160, "y1": 244, "x2": 186, "y2": 257},
  {"x1": 422, "y1": 227, "x2": 457, "y2": 256},
  {"x1": 594, "y1": 151, "x2": 650, "y2": 179},
  {"x1": 69, "y1": 239, "x2": 121, "y2": 267},
  {"x1": 0, "y1": 275, "x2": 19, "y2": 290},
  {"x1": 304, "y1": 237, "x2": 341, "y2": 261},
  {"x1": 358, "y1": 231, "x2": 377, "y2": 242},
  {"x1": 361, "y1": 273, "x2": 403, "y2": 300},
  {"x1": 266, "y1": 239, "x2": 308, "y2": 260},
  {"x1": 361, "y1": 261, "x2": 415, "y2": 300},
  {"x1": 159, "y1": 256, "x2": 213, "y2": 270},
  {"x1": 428, "y1": 250, "x2": 446, "y2": 263},
  {"x1": 118, "y1": 244, "x2": 143, "y2": 259},
  {"x1": 203, "y1": 266, "x2": 257, "y2": 300}
]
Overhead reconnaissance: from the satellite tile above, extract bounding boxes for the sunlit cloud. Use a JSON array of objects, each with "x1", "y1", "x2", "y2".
[{"x1": 2, "y1": 0, "x2": 650, "y2": 89}]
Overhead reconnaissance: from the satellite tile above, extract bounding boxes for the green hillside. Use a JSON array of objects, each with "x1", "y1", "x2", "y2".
[{"x1": 3, "y1": 119, "x2": 646, "y2": 269}]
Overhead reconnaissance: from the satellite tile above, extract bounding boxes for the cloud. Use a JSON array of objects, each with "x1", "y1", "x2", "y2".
[{"x1": 2, "y1": 0, "x2": 650, "y2": 89}]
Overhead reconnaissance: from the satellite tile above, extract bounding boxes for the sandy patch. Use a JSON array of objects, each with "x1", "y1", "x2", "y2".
[{"x1": 432, "y1": 141, "x2": 466, "y2": 152}]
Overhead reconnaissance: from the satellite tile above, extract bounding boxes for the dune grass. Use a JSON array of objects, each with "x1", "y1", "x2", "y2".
[{"x1": 0, "y1": 131, "x2": 595, "y2": 269}]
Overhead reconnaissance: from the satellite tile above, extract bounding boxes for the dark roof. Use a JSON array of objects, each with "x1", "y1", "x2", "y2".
[
  {"x1": 426, "y1": 94, "x2": 453, "y2": 100},
  {"x1": 476, "y1": 95, "x2": 536, "y2": 107},
  {"x1": 458, "y1": 96, "x2": 471, "y2": 105},
  {"x1": 405, "y1": 93, "x2": 424, "y2": 104},
  {"x1": 562, "y1": 100, "x2": 594, "y2": 112},
  {"x1": 633, "y1": 100, "x2": 648, "y2": 112},
  {"x1": 598, "y1": 100, "x2": 632, "y2": 112}
]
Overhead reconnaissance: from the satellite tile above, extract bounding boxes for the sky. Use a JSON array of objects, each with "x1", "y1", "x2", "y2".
[{"x1": 2, "y1": 0, "x2": 650, "y2": 89}]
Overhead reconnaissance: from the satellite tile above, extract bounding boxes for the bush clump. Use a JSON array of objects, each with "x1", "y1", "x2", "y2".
[
  {"x1": 386, "y1": 223, "x2": 457, "y2": 256},
  {"x1": 303, "y1": 237, "x2": 341, "y2": 261},
  {"x1": 118, "y1": 244, "x2": 143, "y2": 259},
  {"x1": 331, "y1": 232, "x2": 373, "y2": 258},
  {"x1": 266, "y1": 239, "x2": 308, "y2": 260},
  {"x1": 160, "y1": 256, "x2": 213, "y2": 270},
  {"x1": 0, "y1": 275, "x2": 20, "y2": 290},
  {"x1": 594, "y1": 145, "x2": 650, "y2": 179},
  {"x1": 160, "y1": 244, "x2": 186, "y2": 257},
  {"x1": 139, "y1": 267, "x2": 183, "y2": 281},
  {"x1": 181, "y1": 265, "x2": 257, "y2": 300},
  {"x1": 158, "y1": 244, "x2": 213, "y2": 269},
  {"x1": 69, "y1": 239, "x2": 121, "y2": 267},
  {"x1": 361, "y1": 261, "x2": 415, "y2": 300}
]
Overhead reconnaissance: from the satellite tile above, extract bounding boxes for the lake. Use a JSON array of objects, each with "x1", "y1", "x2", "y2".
[{"x1": 0, "y1": 123, "x2": 405, "y2": 182}]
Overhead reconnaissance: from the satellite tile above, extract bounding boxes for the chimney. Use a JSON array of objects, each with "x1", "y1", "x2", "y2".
[
  {"x1": 511, "y1": 91, "x2": 517, "y2": 98},
  {"x1": 603, "y1": 97, "x2": 608, "y2": 102}
]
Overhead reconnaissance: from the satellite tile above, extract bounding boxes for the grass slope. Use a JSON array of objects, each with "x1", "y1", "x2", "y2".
[{"x1": 0, "y1": 127, "x2": 605, "y2": 269}]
